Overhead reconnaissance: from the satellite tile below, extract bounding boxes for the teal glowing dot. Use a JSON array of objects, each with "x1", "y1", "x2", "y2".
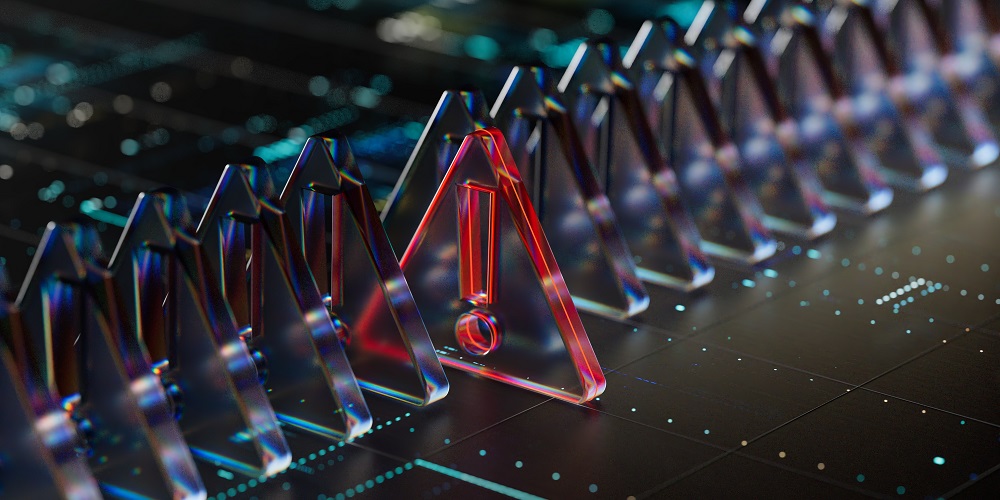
[
  {"x1": 842, "y1": 258, "x2": 851, "y2": 267},
  {"x1": 792, "y1": 245, "x2": 802, "y2": 255},
  {"x1": 835, "y1": 310, "x2": 841, "y2": 316},
  {"x1": 370, "y1": 74, "x2": 392, "y2": 94},
  {"x1": 530, "y1": 28, "x2": 557, "y2": 51},
  {"x1": 675, "y1": 304, "x2": 686, "y2": 312},
  {"x1": 823, "y1": 290, "x2": 830, "y2": 296},
  {"x1": 981, "y1": 264, "x2": 990, "y2": 272},
  {"x1": 897, "y1": 486, "x2": 906, "y2": 495},
  {"x1": 365, "y1": 479, "x2": 374, "y2": 488},
  {"x1": 464, "y1": 35, "x2": 500, "y2": 60},
  {"x1": 589, "y1": 484, "x2": 598, "y2": 493},
  {"x1": 667, "y1": 418, "x2": 673, "y2": 423},
  {"x1": 933, "y1": 456, "x2": 945, "y2": 465},
  {"x1": 552, "y1": 472, "x2": 561, "y2": 481},
  {"x1": 515, "y1": 461, "x2": 523, "y2": 468},
  {"x1": 763, "y1": 269, "x2": 778, "y2": 278},
  {"x1": 120, "y1": 138, "x2": 140, "y2": 156},
  {"x1": 875, "y1": 267, "x2": 883, "y2": 276},
  {"x1": 946, "y1": 255, "x2": 955, "y2": 264},
  {"x1": 856, "y1": 474, "x2": 865, "y2": 482},
  {"x1": 960, "y1": 420, "x2": 966, "y2": 425},
  {"x1": 858, "y1": 299, "x2": 865, "y2": 305},
  {"x1": 409, "y1": 427, "x2": 415, "y2": 433},
  {"x1": 586, "y1": 9, "x2": 614, "y2": 35},
  {"x1": 742, "y1": 279, "x2": 756, "y2": 288},
  {"x1": 912, "y1": 246, "x2": 921, "y2": 256},
  {"x1": 871, "y1": 320, "x2": 876, "y2": 325},
  {"x1": 444, "y1": 438, "x2": 450, "y2": 444},
  {"x1": 703, "y1": 429, "x2": 710, "y2": 435},
  {"x1": 308, "y1": 76, "x2": 330, "y2": 96},
  {"x1": 479, "y1": 449, "x2": 486, "y2": 456},
  {"x1": 807, "y1": 249, "x2": 821, "y2": 259}
]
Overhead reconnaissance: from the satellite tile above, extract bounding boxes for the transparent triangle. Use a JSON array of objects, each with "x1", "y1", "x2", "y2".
[
  {"x1": 381, "y1": 90, "x2": 492, "y2": 256},
  {"x1": 770, "y1": 9, "x2": 893, "y2": 213},
  {"x1": 882, "y1": 0, "x2": 999, "y2": 168},
  {"x1": 0, "y1": 287, "x2": 101, "y2": 499},
  {"x1": 824, "y1": 3, "x2": 948, "y2": 190},
  {"x1": 279, "y1": 132, "x2": 449, "y2": 406},
  {"x1": 108, "y1": 193, "x2": 291, "y2": 477},
  {"x1": 945, "y1": 0, "x2": 1000, "y2": 136},
  {"x1": 626, "y1": 21, "x2": 778, "y2": 263},
  {"x1": 399, "y1": 128, "x2": 605, "y2": 403},
  {"x1": 196, "y1": 165, "x2": 372, "y2": 441},
  {"x1": 16, "y1": 224, "x2": 205, "y2": 499},
  {"x1": 490, "y1": 65, "x2": 651, "y2": 316}
]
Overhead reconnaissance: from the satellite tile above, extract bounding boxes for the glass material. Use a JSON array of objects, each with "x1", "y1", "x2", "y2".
[
  {"x1": 490, "y1": 66, "x2": 653, "y2": 316},
  {"x1": 196, "y1": 164, "x2": 372, "y2": 441},
  {"x1": 820, "y1": 1, "x2": 948, "y2": 190},
  {"x1": 685, "y1": 3, "x2": 837, "y2": 240},
  {"x1": 278, "y1": 131, "x2": 449, "y2": 406},
  {"x1": 555, "y1": 41, "x2": 720, "y2": 278},
  {"x1": 873, "y1": 0, "x2": 999, "y2": 169},
  {"x1": 381, "y1": 90, "x2": 492, "y2": 257},
  {"x1": 16, "y1": 224, "x2": 205, "y2": 500},
  {"x1": 749, "y1": 2, "x2": 894, "y2": 214},
  {"x1": 398, "y1": 127, "x2": 605, "y2": 403},
  {"x1": 932, "y1": 0, "x2": 1000, "y2": 148},
  {"x1": 0, "y1": 275, "x2": 101, "y2": 500},
  {"x1": 107, "y1": 192, "x2": 291, "y2": 477}
]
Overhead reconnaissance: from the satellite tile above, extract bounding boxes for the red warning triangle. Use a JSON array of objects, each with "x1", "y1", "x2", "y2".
[{"x1": 399, "y1": 127, "x2": 605, "y2": 403}]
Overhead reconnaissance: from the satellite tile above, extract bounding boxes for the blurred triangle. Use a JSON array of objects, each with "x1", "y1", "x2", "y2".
[
  {"x1": 17, "y1": 223, "x2": 205, "y2": 499},
  {"x1": 491, "y1": 65, "x2": 652, "y2": 316}
]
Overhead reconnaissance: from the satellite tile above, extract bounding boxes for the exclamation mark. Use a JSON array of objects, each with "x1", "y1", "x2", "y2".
[{"x1": 455, "y1": 183, "x2": 500, "y2": 356}]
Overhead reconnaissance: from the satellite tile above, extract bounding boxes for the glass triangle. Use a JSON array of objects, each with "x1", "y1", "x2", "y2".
[
  {"x1": 0, "y1": 287, "x2": 101, "y2": 500},
  {"x1": 934, "y1": 0, "x2": 1000, "y2": 161},
  {"x1": 278, "y1": 132, "x2": 449, "y2": 406},
  {"x1": 765, "y1": 7, "x2": 894, "y2": 213},
  {"x1": 490, "y1": 65, "x2": 653, "y2": 315},
  {"x1": 399, "y1": 128, "x2": 605, "y2": 403},
  {"x1": 16, "y1": 224, "x2": 205, "y2": 500},
  {"x1": 196, "y1": 164, "x2": 372, "y2": 441},
  {"x1": 822, "y1": 3, "x2": 948, "y2": 190},
  {"x1": 108, "y1": 192, "x2": 291, "y2": 477},
  {"x1": 381, "y1": 90, "x2": 492, "y2": 256},
  {"x1": 557, "y1": 39, "x2": 721, "y2": 275},
  {"x1": 878, "y1": 0, "x2": 999, "y2": 168}
]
